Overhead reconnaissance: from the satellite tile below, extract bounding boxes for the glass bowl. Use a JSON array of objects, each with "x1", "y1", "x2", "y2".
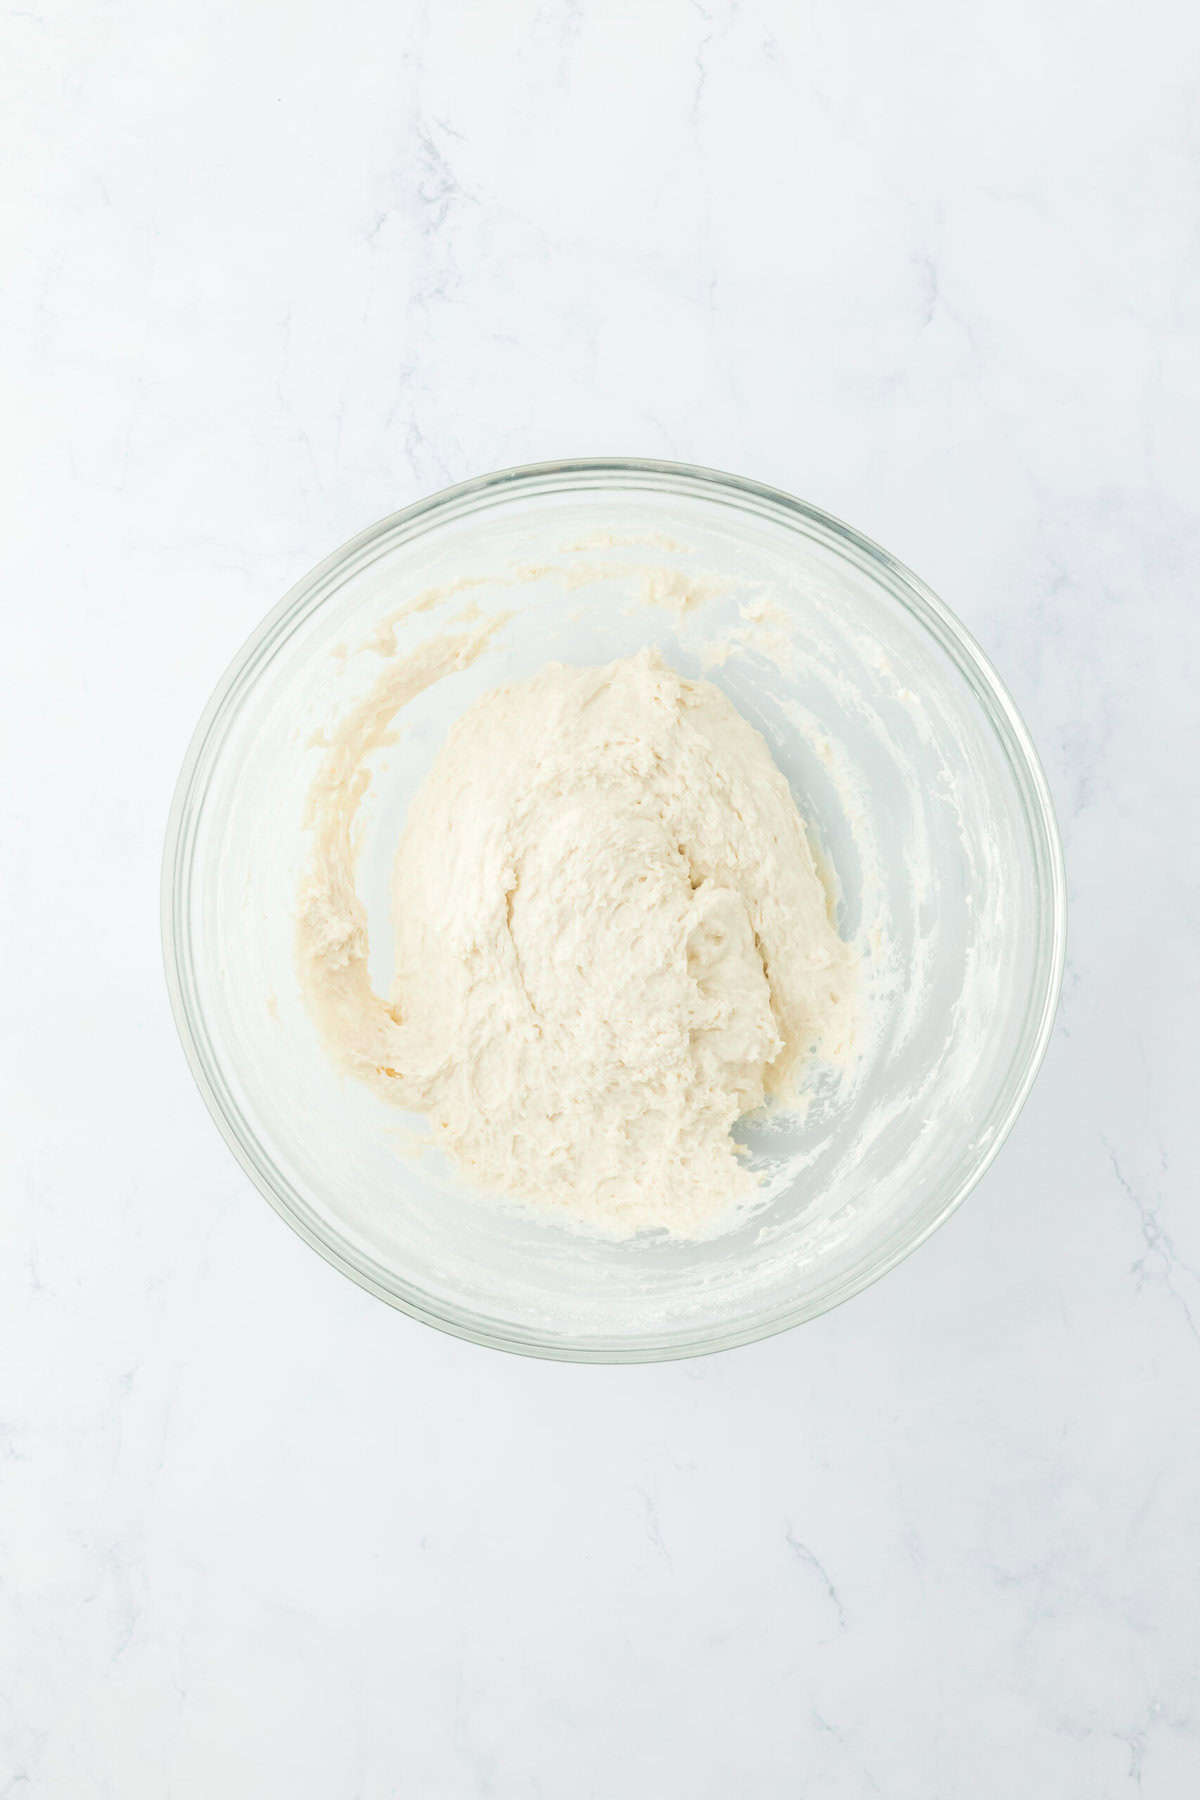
[{"x1": 162, "y1": 459, "x2": 1065, "y2": 1361}]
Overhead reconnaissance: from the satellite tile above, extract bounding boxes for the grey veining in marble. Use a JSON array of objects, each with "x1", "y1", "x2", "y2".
[{"x1": 3, "y1": 2, "x2": 1198, "y2": 1795}]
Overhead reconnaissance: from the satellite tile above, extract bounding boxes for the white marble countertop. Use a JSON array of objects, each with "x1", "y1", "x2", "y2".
[{"x1": 4, "y1": 2, "x2": 1198, "y2": 1795}]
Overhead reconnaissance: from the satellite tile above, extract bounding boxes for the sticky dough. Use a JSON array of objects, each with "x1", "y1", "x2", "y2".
[{"x1": 298, "y1": 647, "x2": 857, "y2": 1237}]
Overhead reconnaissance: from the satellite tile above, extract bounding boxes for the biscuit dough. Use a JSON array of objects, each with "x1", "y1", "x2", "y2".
[{"x1": 298, "y1": 647, "x2": 857, "y2": 1236}]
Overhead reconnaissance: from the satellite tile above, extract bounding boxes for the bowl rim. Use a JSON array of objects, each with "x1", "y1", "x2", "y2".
[{"x1": 162, "y1": 456, "x2": 1068, "y2": 1362}]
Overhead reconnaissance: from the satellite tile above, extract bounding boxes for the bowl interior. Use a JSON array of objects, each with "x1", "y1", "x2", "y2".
[{"x1": 165, "y1": 465, "x2": 1063, "y2": 1358}]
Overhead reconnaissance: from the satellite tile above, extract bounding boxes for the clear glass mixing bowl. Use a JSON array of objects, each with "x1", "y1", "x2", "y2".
[{"x1": 162, "y1": 459, "x2": 1065, "y2": 1361}]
